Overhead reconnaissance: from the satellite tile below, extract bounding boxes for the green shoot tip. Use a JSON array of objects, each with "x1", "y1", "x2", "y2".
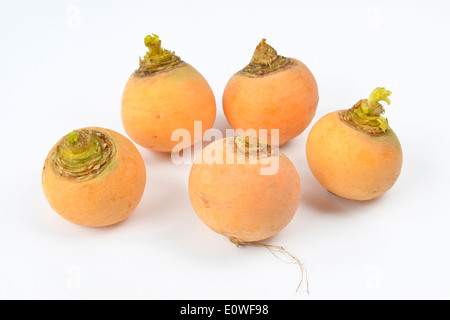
[
  {"x1": 368, "y1": 87, "x2": 392, "y2": 105},
  {"x1": 67, "y1": 131, "x2": 79, "y2": 145},
  {"x1": 144, "y1": 34, "x2": 160, "y2": 47}
]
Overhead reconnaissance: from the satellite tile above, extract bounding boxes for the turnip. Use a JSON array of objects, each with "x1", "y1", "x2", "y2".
[
  {"x1": 306, "y1": 88, "x2": 403, "y2": 200},
  {"x1": 223, "y1": 39, "x2": 318, "y2": 146},
  {"x1": 42, "y1": 128, "x2": 146, "y2": 226},
  {"x1": 121, "y1": 34, "x2": 216, "y2": 152}
]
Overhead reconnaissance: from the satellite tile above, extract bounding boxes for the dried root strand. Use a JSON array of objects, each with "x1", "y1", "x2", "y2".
[{"x1": 229, "y1": 237, "x2": 309, "y2": 294}]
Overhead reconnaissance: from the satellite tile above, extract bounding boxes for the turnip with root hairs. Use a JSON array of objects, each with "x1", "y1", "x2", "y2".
[{"x1": 189, "y1": 136, "x2": 308, "y2": 292}]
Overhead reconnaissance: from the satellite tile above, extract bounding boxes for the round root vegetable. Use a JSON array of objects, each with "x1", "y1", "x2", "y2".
[
  {"x1": 189, "y1": 137, "x2": 308, "y2": 291},
  {"x1": 223, "y1": 39, "x2": 319, "y2": 146},
  {"x1": 306, "y1": 88, "x2": 403, "y2": 201},
  {"x1": 122, "y1": 34, "x2": 216, "y2": 152},
  {"x1": 42, "y1": 127, "x2": 146, "y2": 227},
  {"x1": 188, "y1": 136, "x2": 301, "y2": 242}
]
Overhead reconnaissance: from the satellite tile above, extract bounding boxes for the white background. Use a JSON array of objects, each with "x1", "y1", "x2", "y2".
[{"x1": 1, "y1": 0, "x2": 449, "y2": 300}]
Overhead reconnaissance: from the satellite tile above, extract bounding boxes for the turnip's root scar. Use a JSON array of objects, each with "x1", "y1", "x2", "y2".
[
  {"x1": 229, "y1": 237, "x2": 309, "y2": 294},
  {"x1": 340, "y1": 87, "x2": 393, "y2": 135},
  {"x1": 135, "y1": 33, "x2": 183, "y2": 76},
  {"x1": 51, "y1": 129, "x2": 116, "y2": 182},
  {"x1": 241, "y1": 39, "x2": 292, "y2": 76}
]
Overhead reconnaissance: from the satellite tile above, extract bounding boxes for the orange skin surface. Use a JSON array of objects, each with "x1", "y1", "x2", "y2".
[
  {"x1": 189, "y1": 138, "x2": 301, "y2": 242},
  {"x1": 306, "y1": 111, "x2": 403, "y2": 200},
  {"x1": 42, "y1": 128, "x2": 146, "y2": 227},
  {"x1": 122, "y1": 63, "x2": 216, "y2": 152},
  {"x1": 223, "y1": 59, "x2": 318, "y2": 146}
]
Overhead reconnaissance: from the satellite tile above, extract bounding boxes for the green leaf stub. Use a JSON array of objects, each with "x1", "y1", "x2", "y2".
[
  {"x1": 135, "y1": 34, "x2": 183, "y2": 76},
  {"x1": 340, "y1": 87, "x2": 393, "y2": 135}
]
